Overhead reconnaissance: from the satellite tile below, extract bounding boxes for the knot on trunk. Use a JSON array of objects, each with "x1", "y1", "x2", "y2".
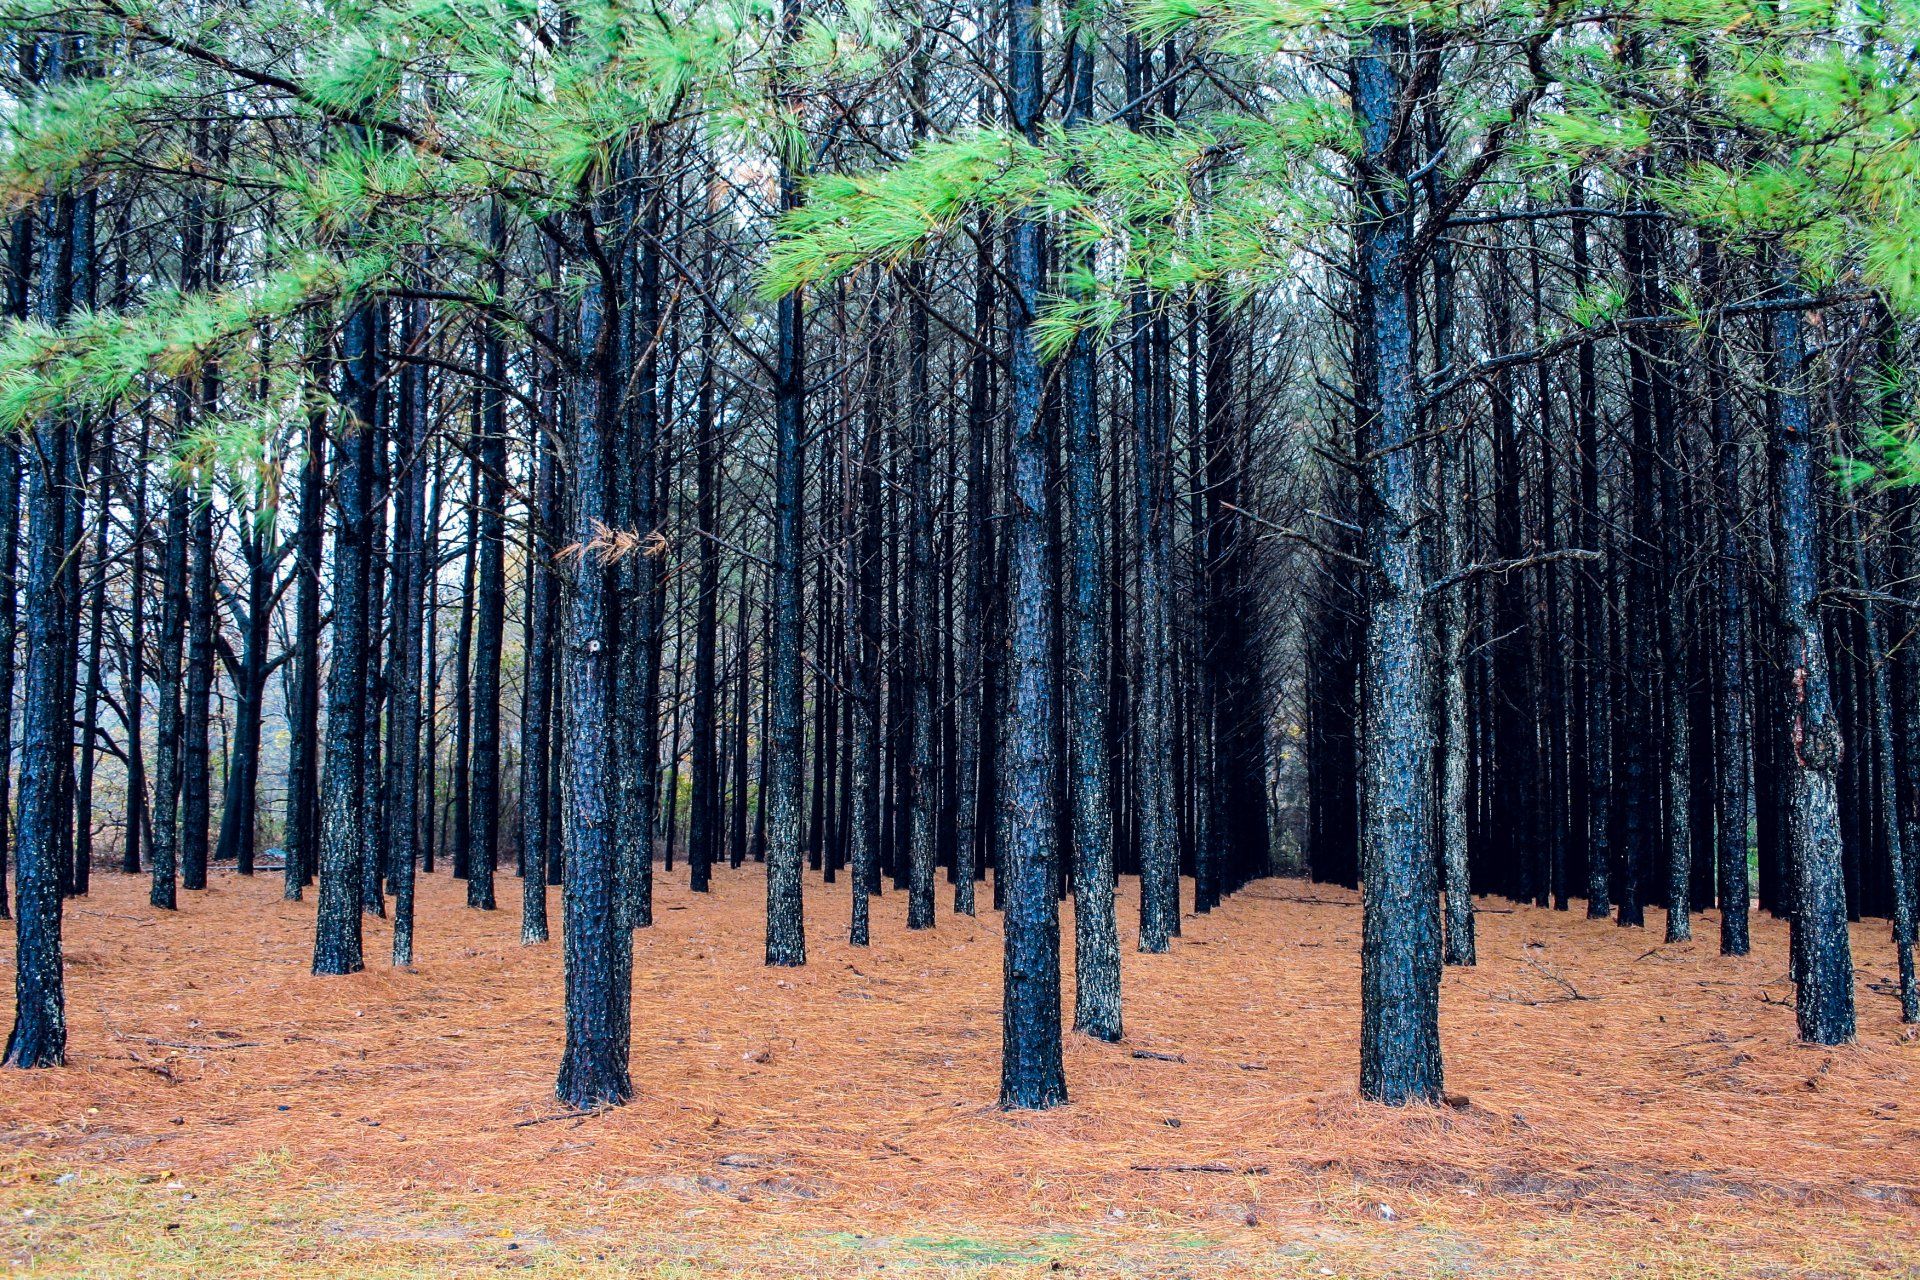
[{"x1": 1800, "y1": 717, "x2": 1844, "y2": 774}]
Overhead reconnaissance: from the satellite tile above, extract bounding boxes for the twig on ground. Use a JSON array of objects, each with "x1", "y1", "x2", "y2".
[{"x1": 513, "y1": 1108, "x2": 609, "y2": 1128}]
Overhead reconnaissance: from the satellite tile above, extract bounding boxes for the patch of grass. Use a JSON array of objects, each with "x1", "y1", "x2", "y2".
[{"x1": 4, "y1": 1156, "x2": 1918, "y2": 1279}]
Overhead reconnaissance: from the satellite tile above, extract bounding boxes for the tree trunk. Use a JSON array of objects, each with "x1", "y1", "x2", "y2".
[
  {"x1": 1771, "y1": 270, "x2": 1855, "y2": 1045},
  {"x1": 556, "y1": 249, "x2": 635, "y2": 1109},
  {"x1": 765, "y1": 7, "x2": 808, "y2": 966},
  {"x1": 1129, "y1": 35, "x2": 1180, "y2": 954},
  {"x1": 1064, "y1": 32, "x2": 1120, "y2": 1040},
  {"x1": 1353, "y1": 24, "x2": 1443, "y2": 1105},
  {"x1": 312, "y1": 290, "x2": 377, "y2": 976},
  {"x1": 5, "y1": 129, "x2": 73, "y2": 1065},
  {"x1": 999, "y1": 0, "x2": 1068, "y2": 1110}
]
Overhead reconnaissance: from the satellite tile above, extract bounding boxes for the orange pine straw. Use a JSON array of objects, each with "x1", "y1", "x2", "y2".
[{"x1": 2, "y1": 864, "x2": 1917, "y2": 1260}]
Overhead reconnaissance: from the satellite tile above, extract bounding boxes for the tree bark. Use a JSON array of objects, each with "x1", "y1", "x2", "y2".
[{"x1": 1353, "y1": 24, "x2": 1443, "y2": 1105}]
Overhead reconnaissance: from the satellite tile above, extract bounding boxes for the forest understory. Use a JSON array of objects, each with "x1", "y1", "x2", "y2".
[{"x1": 1, "y1": 866, "x2": 1915, "y2": 1279}]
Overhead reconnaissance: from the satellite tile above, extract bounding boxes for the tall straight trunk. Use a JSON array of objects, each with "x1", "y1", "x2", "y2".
[
  {"x1": 1771, "y1": 270, "x2": 1854, "y2": 1044},
  {"x1": 74, "y1": 420, "x2": 111, "y2": 889},
  {"x1": 150, "y1": 167, "x2": 205, "y2": 913},
  {"x1": 422, "y1": 435, "x2": 444, "y2": 878},
  {"x1": 663, "y1": 594, "x2": 689, "y2": 872},
  {"x1": 1064, "y1": 33, "x2": 1120, "y2": 1040},
  {"x1": 1885, "y1": 310, "x2": 1920, "y2": 1015},
  {"x1": 174, "y1": 162, "x2": 216, "y2": 895},
  {"x1": 388, "y1": 288, "x2": 429, "y2": 962},
  {"x1": 687, "y1": 285, "x2": 721, "y2": 892},
  {"x1": 807, "y1": 461, "x2": 833, "y2": 877},
  {"x1": 556, "y1": 246, "x2": 634, "y2": 1109},
  {"x1": 450, "y1": 453, "x2": 478, "y2": 877},
  {"x1": 56, "y1": 181, "x2": 91, "y2": 899},
  {"x1": 846, "y1": 285, "x2": 885, "y2": 944},
  {"x1": 1654, "y1": 255, "x2": 1693, "y2": 943},
  {"x1": 285, "y1": 376, "x2": 325, "y2": 898},
  {"x1": 468, "y1": 206, "x2": 509, "y2": 912},
  {"x1": 520, "y1": 391, "x2": 559, "y2": 943},
  {"x1": 999, "y1": 0, "x2": 1067, "y2": 1110},
  {"x1": 1427, "y1": 98, "x2": 1472, "y2": 964},
  {"x1": 954, "y1": 218, "x2": 995, "y2": 915},
  {"x1": 6, "y1": 101, "x2": 72, "y2": 1064},
  {"x1": 904, "y1": 78, "x2": 938, "y2": 929},
  {"x1": 122, "y1": 410, "x2": 147, "y2": 878},
  {"x1": 1108, "y1": 324, "x2": 1136, "y2": 888},
  {"x1": 765, "y1": 3, "x2": 808, "y2": 967},
  {"x1": 359, "y1": 334, "x2": 389, "y2": 919},
  {"x1": 1703, "y1": 235, "x2": 1751, "y2": 955},
  {"x1": 1846, "y1": 474, "x2": 1915, "y2": 1018},
  {"x1": 614, "y1": 165, "x2": 663, "y2": 933},
  {"x1": 1128, "y1": 36, "x2": 1180, "y2": 954},
  {"x1": 313, "y1": 288, "x2": 378, "y2": 976},
  {"x1": 1203, "y1": 295, "x2": 1266, "y2": 893},
  {"x1": 1486, "y1": 233, "x2": 1538, "y2": 905},
  {"x1": 1616, "y1": 158, "x2": 1657, "y2": 930},
  {"x1": 1354, "y1": 24, "x2": 1443, "y2": 1105},
  {"x1": 729, "y1": 562, "x2": 752, "y2": 869},
  {"x1": 753, "y1": 589, "x2": 771, "y2": 864},
  {"x1": 0, "y1": 208, "x2": 28, "y2": 913},
  {"x1": 180, "y1": 485, "x2": 214, "y2": 891},
  {"x1": 151, "y1": 472, "x2": 187, "y2": 912},
  {"x1": 178, "y1": 165, "x2": 219, "y2": 898},
  {"x1": 1570, "y1": 181, "x2": 1612, "y2": 918},
  {"x1": 1527, "y1": 219, "x2": 1569, "y2": 911},
  {"x1": 1186, "y1": 302, "x2": 1219, "y2": 914}
]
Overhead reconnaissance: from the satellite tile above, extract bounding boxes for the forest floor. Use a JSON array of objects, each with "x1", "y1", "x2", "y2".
[{"x1": 1, "y1": 866, "x2": 1918, "y2": 1278}]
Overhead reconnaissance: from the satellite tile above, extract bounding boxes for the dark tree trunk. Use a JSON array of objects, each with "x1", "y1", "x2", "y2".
[
  {"x1": 556, "y1": 248, "x2": 635, "y2": 1110},
  {"x1": 0, "y1": 208, "x2": 29, "y2": 915},
  {"x1": 520, "y1": 385, "x2": 559, "y2": 944},
  {"x1": 1354, "y1": 24, "x2": 1443, "y2": 1106},
  {"x1": 846, "y1": 284, "x2": 884, "y2": 944},
  {"x1": 387, "y1": 288, "x2": 429, "y2": 962},
  {"x1": 56, "y1": 182, "x2": 92, "y2": 900},
  {"x1": 285, "y1": 374, "x2": 325, "y2": 898},
  {"x1": 904, "y1": 81, "x2": 938, "y2": 929},
  {"x1": 1570, "y1": 183, "x2": 1612, "y2": 919},
  {"x1": 467, "y1": 207, "x2": 509, "y2": 912},
  {"x1": 1128, "y1": 36, "x2": 1180, "y2": 954},
  {"x1": 1771, "y1": 271, "x2": 1855, "y2": 1045},
  {"x1": 121, "y1": 410, "x2": 147, "y2": 879},
  {"x1": 5, "y1": 125, "x2": 73, "y2": 1065},
  {"x1": 312, "y1": 290, "x2": 378, "y2": 976},
  {"x1": 614, "y1": 168, "x2": 662, "y2": 933},
  {"x1": 181, "y1": 456, "x2": 214, "y2": 893},
  {"x1": 1203, "y1": 297, "x2": 1265, "y2": 895},
  {"x1": 359, "y1": 328, "x2": 389, "y2": 920},
  {"x1": 74, "y1": 419, "x2": 111, "y2": 891},
  {"x1": 765, "y1": 9, "x2": 808, "y2": 966},
  {"x1": 1652, "y1": 246, "x2": 1693, "y2": 944},
  {"x1": 1427, "y1": 101, "x2": 1473, "y2": 964},
  {"x1": 999, "y1": 0, "x2": 1068, "y2": 1110},
  {"x1": 1703, "y1": 235, "x2": 1751, "y2": 955},
  {"x1": 450, "y1": 454, "x2": 478, "y2": 878},
  {"x1": 954, "y1": 218, "x2": 995, "y2": 916},
  {"x1": 729, "y1": 563, "x2": 752, "y2": 870},
  {"x1": 1063, "y1": 33, "x2": 1120, "y2": 1040},
  {"x1": 1616, "y1": 164, "x2": 1658, "y2": 931},
  {"x1": 687, "y1": 287, "x2": 721, "y2": 893}
]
